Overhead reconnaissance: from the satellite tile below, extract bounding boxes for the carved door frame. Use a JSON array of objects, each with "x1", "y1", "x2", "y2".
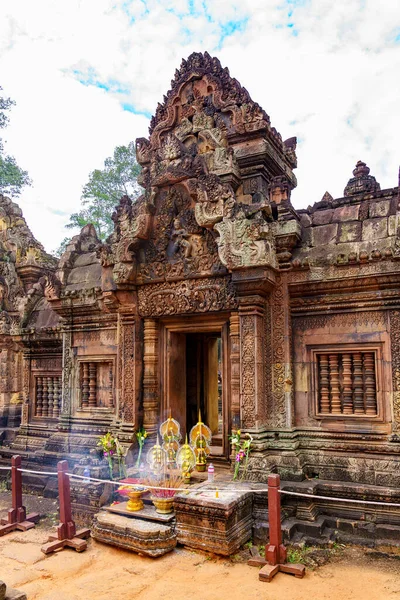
[{"x1": 159, "y1": 313, "x2": 232, "y2": 461}]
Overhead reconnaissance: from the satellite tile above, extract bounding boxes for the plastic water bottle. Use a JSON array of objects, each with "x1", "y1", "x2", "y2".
[
  {"x1": 83, "y1": 466, "x2": 90, "y2": 483},
  {"x1": 207, "y1": 463, "x2": 214, "y2": 483}
]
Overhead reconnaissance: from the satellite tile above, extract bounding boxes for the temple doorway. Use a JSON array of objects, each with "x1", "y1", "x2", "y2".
[{"x1": 161, "y1": 318, "x2": 230, "y2": 458}]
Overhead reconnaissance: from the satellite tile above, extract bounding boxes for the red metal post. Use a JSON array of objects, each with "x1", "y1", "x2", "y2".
[{"x1": 266, "y1": 474, "x2": 287, "y2": 566}]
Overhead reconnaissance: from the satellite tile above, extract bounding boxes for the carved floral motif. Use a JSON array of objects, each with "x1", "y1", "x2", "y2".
[{"x1": 138, "y1": 277, "x2": 237, "y2": 317}]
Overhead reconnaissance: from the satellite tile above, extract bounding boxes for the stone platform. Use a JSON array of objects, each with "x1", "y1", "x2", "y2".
[
  {"x1": 174, "y1": 485, "x2": 253, "y2": 556},
  {"x1": 92, "y1": 511, "x2": 177, "y2": 557}
]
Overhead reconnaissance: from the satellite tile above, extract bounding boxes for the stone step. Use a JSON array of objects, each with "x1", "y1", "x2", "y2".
[{"x1": 92, "y1": 511, "x2": 177, "y2": 557}]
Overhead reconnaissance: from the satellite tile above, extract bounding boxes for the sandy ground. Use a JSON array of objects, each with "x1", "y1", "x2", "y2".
[{"x1": 1, "y1": 491, "x2": 400, "y2": 600}]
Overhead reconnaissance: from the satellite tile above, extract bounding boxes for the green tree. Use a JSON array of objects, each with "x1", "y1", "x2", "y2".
[
  {"x1": 65, "y1": 141, "x2": 141, "y2": 242},
  {"x1": 0, "y1": 86, "x2": 32, "y2": 197}
]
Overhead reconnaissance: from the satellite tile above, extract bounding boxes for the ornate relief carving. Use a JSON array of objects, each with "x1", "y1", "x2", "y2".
[
  {"x1": 389, "y1": 310, "x2": 400, "y2": 431},
  {"x1": 271, "y1": 275, "x2": 286, "y2": 428},
  {"x1": 240, "y1": 314, "x2": 256, "y2": 428},
  {"x1": 215, "y1": 209, "x2": 277, "y2": 270},
  {"x1": 61, "y1": 330, "x2": 73, "y2": 417},
  {"x1": 138, "y1": 277, "x2": 237, "y2": 317},
  {"x1": 292, "y1": 311, "x2": 387, "y2": 331},
  {"x1": 119, "y1": 320, "x2": 135, "y2": 423},
  {"x1": 229, "y1": 313, "x2": 240, "y2": 428}
]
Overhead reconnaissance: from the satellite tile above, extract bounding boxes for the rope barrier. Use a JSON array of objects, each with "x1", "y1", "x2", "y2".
[
  {"x1": 280, "y1": 489, "x2": 400, "y2": 508},
  {"x1": 8, "y1": 466, "x2": 400, "y2": 507},
  {"x1": 16, "y1": 468, "x2": 58, "y2": 477}
]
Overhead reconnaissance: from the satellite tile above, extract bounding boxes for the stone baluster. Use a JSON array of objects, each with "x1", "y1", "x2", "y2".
[
  {"x1": 109, "y1": 363, "x2": 114, "y2": 408},
  {"x1": 319, "y1": 355, "x2": 330, "y2": 413},
  {"x1": 342, "y1": 354, "x2": 353, "y2": 414},
  {"x1": 42, "y1": 376, "x2": 49, "y2": 417},
  {"x1": 81, "y1": 363, "x2": 89, "y2": 408},
  {"x1": 352, "y1": 352, "x2": 364, "y2": 414},
  {"x1": 36, "y1": 376, "x2": 43, "y2": 416},
  {"x1": 88, "y1": 362, "x2": 97, "y2": 408},
  {"x1": 328, "y1": 354, "x2": 341, "y2": 413},
  {"x1": 363, "y1": 352, "x2": 377, "y2": 415},
  {"x1": 47, "y1": 376, "x2": 54, "y2": 418},
  {"x1": 53, "y1": 376, "x2": 60, "y2": 417}
]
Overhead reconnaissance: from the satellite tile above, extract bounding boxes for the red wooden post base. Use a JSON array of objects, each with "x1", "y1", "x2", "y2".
[
  {"x1": 248, "y1": 474, "x2": 305, "y2": 583},
  {"x1": 41, "y1": 460, "x2": 90, "y2": 555},
  {"x1": 0, "y1": 455, "x2": 40, "y2": 537}
]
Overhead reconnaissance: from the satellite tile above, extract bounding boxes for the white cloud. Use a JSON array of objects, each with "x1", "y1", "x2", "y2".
[{"x1": 0, "y1": 0, "x2": 399, "y2": 251}]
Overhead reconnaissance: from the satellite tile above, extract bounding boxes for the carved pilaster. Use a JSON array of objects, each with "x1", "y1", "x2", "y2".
[
  {"x1": 229, "y1": 313, "x2": 240, "y2": 429},
  {"x1": 238, "y1": 301, "x2": 266, "y2": 431},
  {"x1": 143, "y1": 319, "x2": 159, "y2": 436},
  {"x1": 117, "y1": 313, "x2": 141, "y2": 427},
  {"x1": 270, "y1": 274, "x2": 292, "y2": 428},
  {"x1": 61, "y1": 329, "x2": 73, "y2": 419},
  {"x1": 21, "y1": 352, "x2": 30, "y2": 426},
  {"x1": 390, "y1": 310, "x2": 400, "y2": 432}
]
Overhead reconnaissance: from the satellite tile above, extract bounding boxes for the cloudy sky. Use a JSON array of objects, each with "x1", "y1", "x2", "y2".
[{"x1": 0, "y1": 0, "x2": 399, "y2": 253}]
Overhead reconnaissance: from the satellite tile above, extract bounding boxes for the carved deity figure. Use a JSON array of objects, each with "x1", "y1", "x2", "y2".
[
  {"x1": 214, "y1": 206, "x2": 277, "y2": 270},
  {"x1": 171, "y1": 218, "x2": 192, "y2": 259}
]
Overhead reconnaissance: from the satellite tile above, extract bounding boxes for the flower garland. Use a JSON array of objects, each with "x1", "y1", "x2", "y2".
[{"x1": 229, "y1": 429, "x2": 253, "y2": 480}]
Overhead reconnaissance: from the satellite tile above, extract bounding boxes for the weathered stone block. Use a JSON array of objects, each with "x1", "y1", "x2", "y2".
[
  {"x1": 311, "y1": 223, "x2": 338, "y2": 247},
  {"x1": 0, "y1": 581, "x2": 5, "y2": 600},
  {"x1": 388, "y1": 214, "x2": 399, "y2": 237},
  {"x1": 92, "y1": 511, "x2": 177, "y2": 557},
  {"x1": 337, "y1": 222, "x2": 361, "y2": 243},
  {"x1": 369, "y1": 200, "x2": 391, "y2": 218},
  {"x1": 174, "y1": 487, "x2": 253, "y2": 556},
  {"x1": 332, "y1": 204, "x2": 360, "y2": 222},
  {"x1": 362, "y1": 218, "x2": 388, "y2": 241},
  {"x1": 312, "y1": 210, "x2": 333, "y2": 226}
]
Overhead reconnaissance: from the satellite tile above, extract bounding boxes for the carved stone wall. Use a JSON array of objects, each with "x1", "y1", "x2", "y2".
[{"x1": 293, "y1": 310, "x2": 392, "y2": 432}]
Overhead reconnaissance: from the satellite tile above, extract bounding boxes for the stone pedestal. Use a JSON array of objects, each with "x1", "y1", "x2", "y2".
[{"x1": 174, "y1": 486, "x2": 253, "y2": 555}]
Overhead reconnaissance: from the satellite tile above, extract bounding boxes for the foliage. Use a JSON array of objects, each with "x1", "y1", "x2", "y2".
[
  {"x1": 135, "y1": 427, "x2": 148, "y2": 469},
  {"x1": 97, "y1": 432, "x2": 126, "y2": 480},
  {"x1": 229, "y1": 429, "x2": 253, "y2": 480},
  {"x1": 0, "y1": 86, "x2": 32, "y2": 197},
  {"x1": 63, "y1": 141, "x2": 141, "y2": 243}
]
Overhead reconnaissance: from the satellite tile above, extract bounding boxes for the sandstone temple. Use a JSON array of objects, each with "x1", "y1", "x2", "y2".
[{"x1": 0, "y1": 53, "x2": 399, "y2": 538}]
